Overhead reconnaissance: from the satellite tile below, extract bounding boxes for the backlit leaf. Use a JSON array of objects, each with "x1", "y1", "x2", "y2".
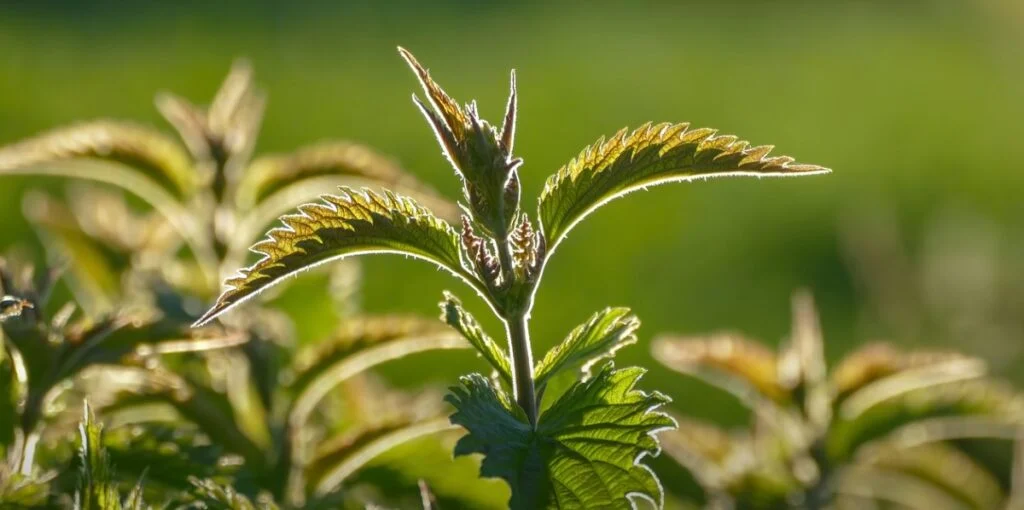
[
  {"x1": 76, "y1": 403, "x2": 122, "y2": 510},
  {"x1": 652, "y1": 333, "x2": 786, "y2": 402},
  {"x1": 533, "y1": 307, "x2": 639, "y2": 389},
  {"x1": 538, "y1": 122, "x2": 828, "y2": 251},
  {"x1": 187, "y1": 478, "x2": 279, "y2": 510},
  {"x1": 448, "y1": 362, "x2": 675, "y2": 509},
  {"x1": 439, "y1": 292, "x2": 512, "y2": 387},
  {"x1": 285, "y1": 315, "x2": 467, "y2": 428},
  {"x1": 305, "y1": 417, "x2": 456, "y2": 496},
  {"x1": 0, "y1": 121, "x2": 196, "y2": 200},
  {"x1": 236, "y1": 141, "x2": 437, "y2": 211},
  {"x1": 198, "y1": 187, "x2": 474, "y2": 325},
  {"x1": 856, "y1": 442, "x2": 1004, "y2": 510},
  {"x1": 400, "y1": 48, "x2": 521, "y2": 236}
]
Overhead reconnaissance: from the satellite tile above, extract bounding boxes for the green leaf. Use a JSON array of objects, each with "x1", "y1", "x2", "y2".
[
  {"x1": 22, "y1": 191, "x2": 126, "y2": 317},
  {"x1": 857, "y1": 442, "x2": 1005, "y2": 510},
  {"x1": 448, "y1": 362, "x2": 675, "y2": 509},
  {"x1": 439, "y1": 292, "x2": 512, "y2": 387},
  {"x1": 0, "y1": 343, "x2": 17, "y2": 451},
  {"x1": 103, "y1": 423, "x2": 234, "y2": 492},
  {"x1": 187, "y1": 478, "x2": 280, "y2": 510},
  {"x1": 236, "y1": 141, "x2": 445, "y2": 212},
  {"x1": 198, "y1": 187, "x2": 474, "y2": 326},
  {"x1": 286, "y1": 315, "x2": 467, "y2": 428},
  {"x1": 533, "y1": 307, "x2": 639, "y2": 390},
  {"x1": 0, "y1": 468, "x2": 50, "y2": 509},
  {"x1": 828, "y1": 378, "x2": 1022, "y2": 462},
  {"x1": 652, "y1": 333, "x2": 788, "y2": 403},
  {"x1": 50, "y1": 317, "x2": 248, "y2": 385},
  {"x1": 305, "y1": 417, "x2": 456, "y2": 496},
  {"x1": 399, "y1": 48, "x2": 521, "y2": 236},
  {"x1": 538, "y1": 122, "x2": 829, "y2": 251},
  {"x1": 76, "y1": 402, "x2": 122, "y2": 510},
  {"x1": 0, "y1": 120, "x2": 197, "y2": 200}
]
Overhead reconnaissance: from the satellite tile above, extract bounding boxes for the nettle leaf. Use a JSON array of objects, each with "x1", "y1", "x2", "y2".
[
  {"x1": 652, "y1": 333, "x2": 787, "y2": 403},
  {"x1": 0, "y1": 344, "x2": 17, "y2": 450},
  {"x1": 439, "y1": 292, "x2": 512, "y2": 386},
  {"x1": 534, "y1": 308, "x2": 639, "y2": 390},
  {"x1": 286, "y1": 315, "x2": 467, "y2": 427},
  {"x1": 198, "y1": 187, "x2": 473, "y2": 325},
  {"x1": 0, "y1": 468, "x2": 50, "y2": 509},
  {"x1": 76, "y1": 403, "x2": 122, "y2": 510},
  {"x1": 236, "y1": 141, "x2": 435, "y2": 211},
  {"x1": 538, "y1": 122, "x2": 829, "y2": 250},
  {"x1": 400, "y1": 48, "x2": 521, "y2": 236},
  {"x1": 188, "y1": 478, "x2": 280, "y2": 510},
  {"x1": 448, "y1": 362, "x2": 675, "y2": 509},
  {"x1": 0, "y1": 120, "x2": 196, "y2": 200},
  {"x1": 305, "y1": 417, "x2": 456, "y2": 496},
  {"x1": 856, "y1": 442, "x2": 1005, "y2": 510}
]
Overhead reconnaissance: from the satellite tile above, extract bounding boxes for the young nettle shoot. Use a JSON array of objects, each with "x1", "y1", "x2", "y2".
[{"x1": 197, "y1": 48, "x2": 829, "y2": 509}]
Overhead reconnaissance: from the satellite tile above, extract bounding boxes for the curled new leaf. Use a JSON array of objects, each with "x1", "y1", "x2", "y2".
[
  {"x1": 538, "y1": 122, "x2": 829, "y2": 251},
  {"x1": 400, "y1": 48, "x2": 522, "y2": 236},
  {"x1": 533, "y1": 307, "x2": 639, "y2": 389},
  {"x1": 439, "y1": 292, "x2": 512, "y2": 386},
  {"x1": 198, "y1": 187, "x2": 475, "y2": 325},
  {"x1": 448, "y1": 362, "x2": 675, "y2": 509}
]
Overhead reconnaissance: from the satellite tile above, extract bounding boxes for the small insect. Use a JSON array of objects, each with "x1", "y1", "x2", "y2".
[{"x1": 0, "y1": 295, "x2": 33, "y2": 320}]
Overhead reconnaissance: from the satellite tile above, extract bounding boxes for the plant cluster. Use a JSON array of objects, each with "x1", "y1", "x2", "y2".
[{"x1": 2, "y1": 46, "x2": 1012, "y2": 510}]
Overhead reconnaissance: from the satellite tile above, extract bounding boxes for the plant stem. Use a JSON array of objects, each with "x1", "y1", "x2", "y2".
[
  {"x1": 495, "y1": 232, "x2": 539, "y2": 426},
  {"x1": 505, "y1": 312, "x2": 538, "y2": 427}
]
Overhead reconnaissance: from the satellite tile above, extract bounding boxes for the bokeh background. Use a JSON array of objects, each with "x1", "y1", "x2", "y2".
[{"x1": 1, "y1": 1, "x2": 1022, "y2": 506}]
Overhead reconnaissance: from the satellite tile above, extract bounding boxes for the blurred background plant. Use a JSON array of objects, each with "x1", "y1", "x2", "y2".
[
  {"x1": 0, "y1": 58, "x2": 499, "y2": 507},
  {"x1": 0, "y1": 0, "x2": 1021, "y2": 508},
  {"x1": 653, "y1": 291, "x2": 1024, "y2": 508}
]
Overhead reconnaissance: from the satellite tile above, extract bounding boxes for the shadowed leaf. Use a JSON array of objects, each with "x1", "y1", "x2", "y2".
[
  {"x1": 198, "y1": 187, "x2": 473, "y2": 325},
  {"x1": 538, "y1": 122, "x2": 829, "y2": 251},
  {"x1": 448, "y1": 362, "x2": 674, "y2": 509},
  {"x1": 533, "y1": 307, "x2": 639, "y2": 389}
]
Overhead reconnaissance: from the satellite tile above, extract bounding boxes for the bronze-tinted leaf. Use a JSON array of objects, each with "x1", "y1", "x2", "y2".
[{"x1": 538, "y1": 122, "x2": 828, "y2": 251}]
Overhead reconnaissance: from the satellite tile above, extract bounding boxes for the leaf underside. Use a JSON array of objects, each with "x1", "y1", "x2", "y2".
[
  {"x1": 448, "y1": 362, "x2": 675, "y2": 510},
  {"x1": 538, "y1": 122, "x2": 829, "y2": 250},
  {"x1": 198, "y1": 187, "x2": 465, "y2": 325}
]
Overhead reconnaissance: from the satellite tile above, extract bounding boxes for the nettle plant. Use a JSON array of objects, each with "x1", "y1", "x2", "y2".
[
  {"x1": 653, "y1": 291, "x2": 1024, "y2": 509},
  {"x1": 197, "y1": 48, "x2": 829, "y2": 508},
  {"x1": 0, "y1": 62, "x2": 475, "y2": 506},
  {"x1": 0, "y1": 256, "x2": 242, "y2": 478}
]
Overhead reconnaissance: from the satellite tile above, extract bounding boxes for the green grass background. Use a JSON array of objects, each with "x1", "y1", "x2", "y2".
[{"x1": 1, "y1": 1, "x2": 1022, "y2": 506}]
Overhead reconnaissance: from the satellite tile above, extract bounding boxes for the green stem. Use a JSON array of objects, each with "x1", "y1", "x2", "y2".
[
  {"x1": 505, "y1": 312, "x2": 538, "y2": 426},
  {"x1": 495, "y1": 233, "x2": 538, "y2": 426}
]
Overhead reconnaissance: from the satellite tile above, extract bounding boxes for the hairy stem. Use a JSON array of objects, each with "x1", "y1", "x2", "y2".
[
  {"x1": 505, "y1": 312, "x2": 538, "y2": 426},
  {"x1": 495, "y1": 234, "x2": 539, "y2": 426}
]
